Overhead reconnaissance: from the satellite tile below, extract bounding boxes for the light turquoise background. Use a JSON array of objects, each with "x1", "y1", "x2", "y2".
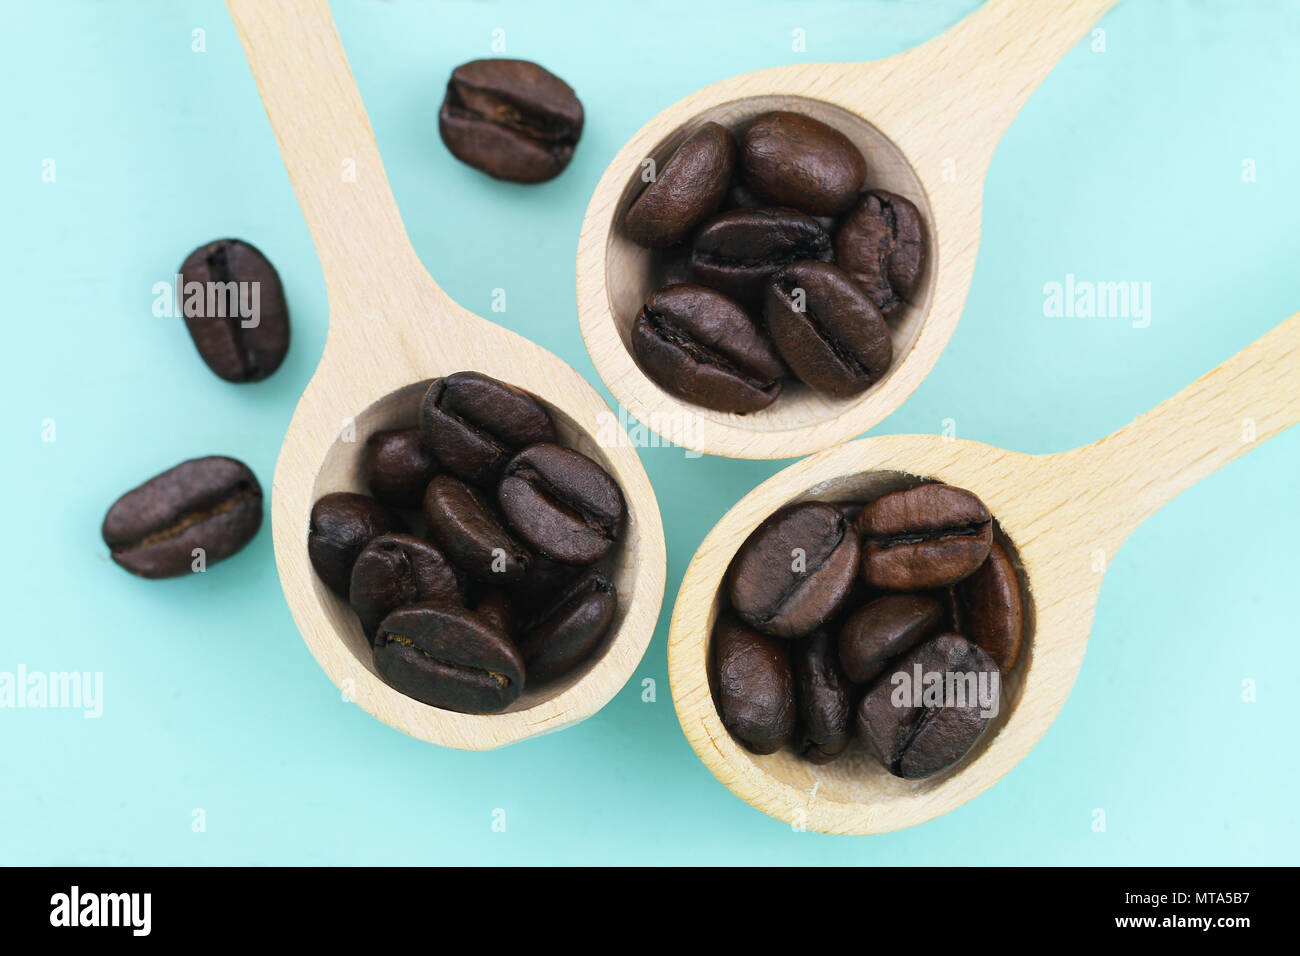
[{"x1": 1, "y1": 0, "x2": 1297, "y2": 865}]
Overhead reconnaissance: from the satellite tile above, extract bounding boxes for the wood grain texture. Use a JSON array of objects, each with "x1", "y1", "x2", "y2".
[
  {"x1": 228, "y1": 0, "x2": 666, "y2": 749},
  {"x1": 669, "y1": 312, "x2": 1300, "y2": 832},
  {"x1": 577, "y1": 0, "x2": 1118, "y2": 459}
]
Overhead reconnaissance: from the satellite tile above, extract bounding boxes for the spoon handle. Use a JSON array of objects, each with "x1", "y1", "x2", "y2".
[
  {"x1": 1062, "y1": 312, "x2": 1300, "y2": 541},
  {"x1": 227, "y1": 0, "x2": 430, "y2": 314}
]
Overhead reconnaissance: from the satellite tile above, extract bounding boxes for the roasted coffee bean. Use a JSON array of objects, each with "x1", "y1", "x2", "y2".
[
  {"x1": 308, "y1": 492, "x2": 405, "y2": 596},
  {"x1": 713, "y1": 614, "x2": 795, "y2": 754},
  {"x1": 956, "y1": 540, "x2": 1024, "y2": 672},
  {"x1": 624, "y1": 122, "x2": 735, "y2": 247},
  {"x1": 498, "y1": 444, "x2": 624, "y2": 565},
  {"x1": 374, "y1": 603, "x2": 524, "y2": 713},
  {"x1": 835, "y1": 190, "x2": 926, "y2": 317},
  {"x1": 348, "y1": 534, "x2": 463, "y2": 642},
  {"x1": 856, "y1": 484, "x2": 992, "y2": 591},
  {"x1": 423, "y1": 474, "x2": 531, "y2": 582},
  {"x1": 740, "y1": 111, "x2": 866, "y2": 217},
  {"x1": 473, "y1": 588, "x2": 516, "y2": 638},
  {"x1": 689, "y1": 207, "x2": 832, "y2": 305},
  {"x1": 420, "y1": 372, "x2": 557, "y2": 486},
  {"x1": 438, "y1": 59, "x2": 583, "y2": 183},
  {"x1": 857, "y1": 634, "x2": 999, "y2": 779},
  {"x1": 517, "y1": 570, "x2": 617, "y2": 684},
  {"x1": 103, "y1": 456, "x2": 262, "y2": 579},
  {"x1": 793, "y1": 629, "x2": 854, "y2": 763},
  {"x1": 364, "y1": 428, "x2": 439, "y2": 509},
  {"x1": 507, "y1": 552, "x2": 584, "y2": 611},
  {"x1": 764, "y1": 260, "x2": 892, "y2": 397},
  {"x1": 631, "y1": 284, "x2": 786, "y2": 414},
  {"x1": 728, "y1": 502, "x2": 860, "y2": 638},
  {"x1": 838, "y1": 593, "x2": 944, "y2": 684}
]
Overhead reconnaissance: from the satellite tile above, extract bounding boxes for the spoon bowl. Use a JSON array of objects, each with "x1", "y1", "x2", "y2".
[
  {"x1": 229, "y1": 0, "x2": 666, "y2": 749},
  {"x1": 578, "y1": 0, "x2": 1118, "y2": 459},
  {"x1": 669, "y1": 312, "x2": 1300, "y2": 832}
]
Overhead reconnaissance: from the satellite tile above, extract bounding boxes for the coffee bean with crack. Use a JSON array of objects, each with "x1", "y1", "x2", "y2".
[
  {"x1": 740, "y1": 111, "x2": 866, "y2": 217},
  {"x1": 364, "y1": 427, "x2": 439, "y2": 509},
  {"x1": 727, "y1": 501, "x2": 860, "y2": 638},
  {"x1": 764, "y1": 260, "x2": 892, "y2": 397},
  {"x1": 624, "y1": 122, "x2": 736, "y2": 247},
  {"x1": 498, "y1": 443, "x2": 625, "y2": 565},
  {"x1": 438, "y1": 59, "x2": 583, "y2": 183},
  {"x1": 955, "y1": 540, "x2": 1024, "y2": 672},
  {"x1": 793, "y1": 629, "x2": 854, "y2": 763},
  {"x1": 178, "y1": 239, "x2": 290, "y2": 382},
  {"x1": 631, "y1": 283, "x2": 787, "y2": 413},
  {"x1": 348, "y1": 534, "x2": 464, "y2": 643},
  {"x1": 308, "y1": 492, "x2": 406, "y2": 596},
  {"x1": 835, "y1": 190, "x2": 927, "y2": 317},
  {"x1": 857, "y1": 633, "x2": 999, "y2": 779},
  {"x1": 419, "y1": 372, "x2": 557, "y2": 486},
  {"x1": 838, "y1": 593, "x2": 945, "y2": 684},
  {"x1": 689, "y1": 207, "x2": 832, "y2": 306},
  {"x1": 423, "y1": 474, "x2": 532, "y2": 583},
  {"x1": 102, "y1": 456, "x2": 263, "y2": 579},
  {"x1": 373, "y1": 603, "x2": 525, "y2": 713},
  {"x1": 713, "y1": 613, "x2": 796, "y2": 754},
  {"x1": 856, "y1": 484, "x2": 993, "y2": 591},
  {"x1": 516, "y1": 569, "x2": 617, "y2": 684}
]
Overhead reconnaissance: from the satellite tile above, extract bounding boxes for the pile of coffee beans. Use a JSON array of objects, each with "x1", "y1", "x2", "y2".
[
  {"x1": 712, "y1": 482, "x2": 1024, "y2": 780},
  {"x1": 308, "y1": 371, "x2": 627, "y2": 715},
  {"x1": 621, "y1": 112, "x2": 927, "y2": 413}
]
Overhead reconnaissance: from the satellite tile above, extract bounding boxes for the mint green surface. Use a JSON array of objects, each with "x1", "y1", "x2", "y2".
[{"x1": 1, "y1": 0, "x2": 1297, "y2": 865}]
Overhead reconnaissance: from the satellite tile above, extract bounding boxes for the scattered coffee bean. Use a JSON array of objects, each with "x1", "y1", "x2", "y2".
[
  {"x1": 420, "y1": 372, "x2": 557, "y2": 486},
  {"x1": 103, "y1": 456, "x2": 262, "y2": 579},
  {"x1": 349, "y1": 534, "x2": 463, "y2": 642},
  {"x1": 516, "y1": 570, "x2": 617, "y2": 684},
  {"x1": 727, "y1": 502, "x2": 859, "y2": 638},
  {"x1": 423, "y1": 474, "x2": 532, "y2": 582},
  {"x1": 835, "y1": 190, "x2": 926, "y2": 317},
  {"x1": 713, "y1": 614, "x2": 795, "y2": 754},
  {"x1": 838, "y1": 593, "x2": 944, "y2": 684},
  {"x1": 438, "y1": 59, "x2": 583, "y2": 183},
  {"x1": 764, "y1": 259, "x2": 892, "y2": 397},
  {"x1": 740, "y1": 111, "x2": 865, "y2": 216},
  {"x1": 631, "y1": 283, "x2": 786, "y2": 413},
  {"x1": 793, "y1": 629, "x2": 854, "y2": 763},
  {"x1": 308, "y1": 492, "x2": 406, "y2": 597},
  {"x1": 498, "y1": 443, "x2": 624, "y2": 565},
  {"x1": 364, "y1": 428, "x2": 439, "y2": 509},
  {"x1": 956, "y1": 540, "x2": 1024, "y2": 672},
  {"x1": 689, "y1": 207, "x2": 832, "y2": 306},
  {"x1": 857, "y1": 633, "x2": 999, "y2": 779},
  {"x1": 856, "y1": 484, "x2": 992, "y2": 590},
  {"x1": 178, "y1": 239, "x2": 289, "y2": 383},
  {"x1": 624, "y1": 122, "x2": 735, "y2": 247},
  {"x1": 374, "y1": 603, "x2": 525, "y2": 714}
]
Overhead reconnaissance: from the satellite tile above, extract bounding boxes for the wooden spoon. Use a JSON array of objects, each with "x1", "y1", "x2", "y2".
[
  {"x1": 227, "y1": 0, "x2": 666, "y2": 750},
  {"x1": 578, "y1": 0, "x2": 1118, "y2": 459},
  {"x1": 669, "y1": 312, "x2": 1300, "y2": 832}
]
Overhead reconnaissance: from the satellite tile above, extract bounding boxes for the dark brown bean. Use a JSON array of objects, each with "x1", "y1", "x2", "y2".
[
  {"x1": 498, "y1": 444, "x2": 624, "y2": 566},
  {"x1": 423, "y1": 474, "x2": 531, "y2": 583},
  {"x1": 178, "y1": 239, "x2": 290, "y2": 383},
  {"x1": 419, "y1": 372, "x2": 557, "y2": 486},
  {"x1": 438, "y1": 59, "x2": 583, "y2": 183},
  {"x1": 838, "y1": 593, "x2": 944, "y2": 684},
  {"x1": 348, "y1": 534, "x2": 463, "y2": 642},
  {"x1": 102, "y1": 456, "x2": 262, "y2": 579},
  {"x1": 631, "y1": 283, "x2": 786, "y2": 413},
  {"x1": 624, "y1": 122, "x2": 735, "y2": 247},
  {"x1": 713, "y1": 614, "x2": 795, "y2": 754},
  {"x1": 374, "y1": 603, "x2": 524, "y2": 714},
  {"x1": 517, "y1": 570, "x2": 617, "y2": 684},
  {"x1": 308, "y1": 492, "x2": 406, "y2": 596},
  {"x1": 364, "y1": 428, "x2": 439, "y2": 509},
  {"x1": 740, "y1": 112, "x2": 866, "y2": 217},
  {"x1": 727, "y1": 502, "x2": 860, "y2": 638},
  {"x1": 764, "y1": 259, "x2": 892, "y2": 396},
  {"x1": 689, "y1": 207, "x2": 832, "y2": 306},
  {"x1": 793, "y1": 629, "x2": 854, "y2": 763},
  {"x1": 473, "y1": 588, "x2": 516, "y2": 638},
  {"x1": 856, "y1": 484, "x2": 992, "y2": 591},
  {"x1": 956, "y1": 540, "x2": 1024, "y2": 672},
  {"x1": 835, "y1": 190, "x2": 927, "y2": 316}
]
